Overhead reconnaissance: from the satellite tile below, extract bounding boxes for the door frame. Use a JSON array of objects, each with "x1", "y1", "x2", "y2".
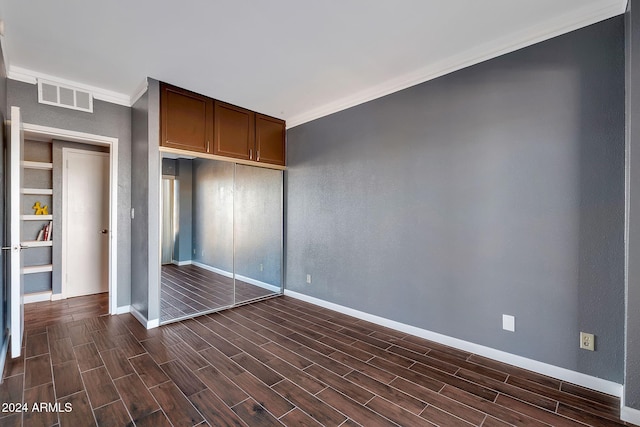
[
  {"x1": 21, "y1": 123, "x2": 119, "y2": 315},
  {"x1": 61, "y1": 148, "x2": 110, "y2": 299}
]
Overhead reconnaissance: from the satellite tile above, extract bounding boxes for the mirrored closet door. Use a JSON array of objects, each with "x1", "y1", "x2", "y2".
[{"x1": 159, "y1": 155, "x2": 282, "y2": 324}]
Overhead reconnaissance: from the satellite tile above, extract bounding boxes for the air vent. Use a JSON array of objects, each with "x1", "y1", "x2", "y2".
[{"x1": 37, "y1": 79, "x2": 93, "y2": 113}]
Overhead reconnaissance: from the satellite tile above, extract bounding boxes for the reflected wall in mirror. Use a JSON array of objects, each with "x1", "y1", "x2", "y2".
[
  {"x1": 234, "y1": 164, "x2": 283, "y2": 304},
  {"x1": 159, "y1": 155, "x2": 283, "y2": 324}
]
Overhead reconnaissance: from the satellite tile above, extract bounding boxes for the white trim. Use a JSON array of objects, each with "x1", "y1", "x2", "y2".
[
  {"x1": 23, "y1": 291, "x2": 52, "y2": 304},
  {"x1": 130, "y1": 307, "x2": 159, "y2": 329},
  {"x1": 50, "y1": 293, "x2": 63, "y2": 301},
  {"x1": 191, "y1": 261, "x2": 234, "y2": 278},
  {"x1": 286, "y1": 1, "x2": 627, "y2": 129},
  {"x1": 8, "y1": 67, "x2": 130, "y2": 106},
  {"x1": 22, "y1": 122, "x2": 119, "y2": 316},
  {"x1": 115, "y1": 305, "x2": 131, "y2": 315},
  {"x1": 284, "y1": 290, "x2": 623, "y2": 397},
  {"x1": 235, "y1": 274, "x2": 281, "y2": 294},
  {"x1": 621, "y1": 406, "x2": 640, "y2": 424},
  {"x1": 172, "y1": 260, "x2": 192, "y2": 267},
  {"x1": 130, "y1": 79, "x2": 149, "y2": 106}
]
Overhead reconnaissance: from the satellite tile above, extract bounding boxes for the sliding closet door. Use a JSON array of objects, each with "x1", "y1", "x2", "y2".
[{"x1": 233, "y1": 164, "x2": 283, "y2": 305}]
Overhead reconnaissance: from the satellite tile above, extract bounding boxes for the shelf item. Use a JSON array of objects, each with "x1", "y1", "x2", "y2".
[
  {"x1": 22, "y1": 188, "x2": 53, "y2": 195},
  {"x1": 21, "y1": 215, "x2": 53, "y2": 221},
  {"x1": 22, "y1": 161, "x2": 53, "y2": 170},
  {"x1": 22, "y1": 264, "x2": 53, "y2": 274},
  {"x1": 22, "y1": 240, "x2": 53, "y2": 247}
]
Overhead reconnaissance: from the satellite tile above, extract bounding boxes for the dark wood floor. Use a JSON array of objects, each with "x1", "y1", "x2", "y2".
[
  {"x1": 1, "y1": 293, "x2": 636, "y2": 426},
  {"x1": 161, "y1": 264, "x2": 277, "y2": 323}
]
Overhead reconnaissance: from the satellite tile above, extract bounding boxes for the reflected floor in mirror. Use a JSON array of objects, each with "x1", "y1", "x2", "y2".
[{"x1": 161, "y1": 264, "x2": 278, "y2": 323}]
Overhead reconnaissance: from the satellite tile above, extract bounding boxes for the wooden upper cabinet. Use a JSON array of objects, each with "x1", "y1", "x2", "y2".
[
  {"x1": 213, "y1": 101, "x2": 255, "y2": 161},
  {"x1": 255, "y1": 114, "x2": 286, "y2": 166},
  {"x1": 160, "y1": 83, "x2": 213, "y2": 153}
]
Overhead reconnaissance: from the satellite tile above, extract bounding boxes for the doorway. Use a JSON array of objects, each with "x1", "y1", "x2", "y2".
[
  {"x1": 21, "y1": 123, "x2": 119, "y2": 314},
  {"x1": 62, "y1": 148, "x2": 110, "y2": 298}
]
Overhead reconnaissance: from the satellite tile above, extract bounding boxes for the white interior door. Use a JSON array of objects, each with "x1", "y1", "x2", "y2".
[
  {"x1": 8, "y1": 106, "x2": 24, "y2": 358},
  {"x1": 62, "y1": 149, "x2": 109, "y2": 298}
]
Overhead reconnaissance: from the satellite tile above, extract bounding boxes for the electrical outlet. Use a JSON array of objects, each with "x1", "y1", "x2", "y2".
[
  {"x1": 580, "y1": 332, "x2": 595, "y2": 351},
  {"x1": 306, "y1": 274, "x2": 312, "y2": 284},
  {"x1": 260, "y1": 263, "x2": 264, "y2": 271},
  {"x1": 193, "y1": 249, "x2": 196, "y2": 255},
  {"x1": 502, "y1": 314, "x2": 515, "y2": 332}
]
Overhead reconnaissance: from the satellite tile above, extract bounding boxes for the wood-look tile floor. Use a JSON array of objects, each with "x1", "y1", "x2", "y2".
[
  {"x1": 1, "y1": 293, "x2": 636, "y2": 427},
  {"x1": 161, "y1": 264, "x2": 277, "y2": 322}
]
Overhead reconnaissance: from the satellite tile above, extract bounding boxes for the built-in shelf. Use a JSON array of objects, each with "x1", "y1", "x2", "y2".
[
  {"x1": 22, "y1": 161, "x2": 53, "y2": 170},
  {"x1": 22, "y1": 188, "x2": 53, "y2": 195},
  {"x1": 21, "y1": 215, "x2": 53, "y2": 221},
  {"x1": 22, "y1": 240, "x2": 53, "y2": 247},
  {"x1": 22, "y1": 264, "x2": 53, "y2": 274}
]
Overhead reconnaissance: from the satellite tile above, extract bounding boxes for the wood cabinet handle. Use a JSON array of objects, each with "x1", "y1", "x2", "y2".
[
  {"x1": 206, "y1": 140, "x2": 210, "y2": 152},
  {"x1": 257, "y1": 150, "x2": 260, "y2": 161},
  {"x1": 250, "y1": 149, "x2": 253, "y2": 160}
]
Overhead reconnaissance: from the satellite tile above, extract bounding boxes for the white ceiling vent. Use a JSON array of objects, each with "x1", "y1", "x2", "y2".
[{"x1": 37, "y1": 79, "x2": 93, "y2": 113}]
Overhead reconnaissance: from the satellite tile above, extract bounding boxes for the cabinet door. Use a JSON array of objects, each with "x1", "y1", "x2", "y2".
[
  {"x1": 213, "y1": 101, "x2": 255, "y2": 161},
  {"x1": 160, "y1": 83, "x2": 213, "y2": 153},
  {"x1": 255, "y1": 114, "x2": 286, "y2": 166}
]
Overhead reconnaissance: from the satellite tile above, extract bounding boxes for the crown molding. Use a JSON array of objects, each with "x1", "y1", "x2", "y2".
[
  {"x1": 130, "y1": 78, "x2": 149, "y2": 106},
  {"x1": 286, "y1": 0, "x2": 627, "y2": 129},
  {"x1": 7, "y1": 66, "x2": 132, "y2": 106}
]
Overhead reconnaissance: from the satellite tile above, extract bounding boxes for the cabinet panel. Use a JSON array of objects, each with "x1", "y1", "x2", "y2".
[
  {"x1": 214, "y1": 101, "x2": 255, "y2": 161},
  {"x1": 161, "y1": 83, "x2": 213, "y2": 153},
  {"x1": 255, "y1": 114, "x2": 286, "y2": 166}
]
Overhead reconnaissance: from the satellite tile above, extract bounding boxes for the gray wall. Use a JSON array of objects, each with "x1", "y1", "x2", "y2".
[
  {"x1": 626, "y1": 0, "x2": 640, "y2": 410},
  {"x1": 192, "y1": 158, "x2": 234, "y2": 272},
  {"x1": 131, "y1": 89, "x2": 149, "y2": 317},
  {"x1": 286, "y1": 17, "x2": 625, "y2": 382},
  {"x1": 131, "y1": 78, "x2": 161, "y2": 323},
  {"x1": 51, "y1": 140, "x2": 108, "y2": 295},
  {"x1": 7, "y1": 79, "x2": 132, "y2": 308},
  {"x1": 234, "y1": 164, "x2": 282, "y2": 287},
  {"x1": 176, "y1": 158, "x2": 193, "y2": 263}
]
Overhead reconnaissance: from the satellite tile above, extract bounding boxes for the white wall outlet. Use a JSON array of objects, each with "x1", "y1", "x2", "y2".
[
  {"x1": 502, "y1": 314, "x2": 515, "y2": 332},
  {"x1": 193, "y1": 249, "x2": 196, "y2": 255},
  {"x1": 580, "y1": 332, "x2": 595, "y2": 351},
  {"x1": 260, "y1": 263, "x2": 264, "y2": 271},
  {"x1": 306, "y1": 274, "x2": 312, "y2": 284},
  {"x1": 131, "y1": 208, "x2": 135, "y2": 219}
]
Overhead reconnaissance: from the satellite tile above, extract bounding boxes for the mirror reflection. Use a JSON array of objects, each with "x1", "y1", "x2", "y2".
[{"x1": 160, "y1": 156, "x2": 283, "y2": 323}]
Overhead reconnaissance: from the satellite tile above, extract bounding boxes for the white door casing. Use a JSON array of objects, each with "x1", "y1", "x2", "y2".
[
  {"x1": 8, "y1": 106, "x2": 24, "y2": 358},
  {"x1": 62, "y1": 149, "x2": 109, "y2": 298}
]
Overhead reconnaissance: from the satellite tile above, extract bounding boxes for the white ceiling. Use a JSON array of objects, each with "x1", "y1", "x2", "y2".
[{"x1": 0, "y1": 0, "x2": 627, "y2": 127}]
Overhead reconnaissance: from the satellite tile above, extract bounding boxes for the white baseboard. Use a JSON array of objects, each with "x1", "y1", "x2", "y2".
[
  {"x1": 191, "y1": 261, "x2": 234, "y2": 278},
  {"x1": 50, "y1": 293, "x2": 63, "y2": 301},
  {"x1": 622, "y1": 405, "x2": 640, "y2": 424},
  {"x1": 284, "y1": 290, "x2": 623, "y2": 398},
  {"x1": 235, "y1": 274, "x2": 281, "y2": 294},
  {"x1": 24, "y1": 291, "x2": 53, "y2": 304},
  {"x1": 172, "y1": 260, "x2": 192, "y2": 267},
  {"x1": 0, "y1": 331, "x2": 9, "y2": 382},
  {"x1": 130, "y1": 307, "x2": 159, "y2": 330},
  {"x1": 115, "y1": 305, "x2": 131, "y2": 315}
]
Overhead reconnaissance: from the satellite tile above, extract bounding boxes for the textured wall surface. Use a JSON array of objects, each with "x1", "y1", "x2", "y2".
[
  {"x1": 147, "y1": 79, "x2": 161, "y2": 322},
  {"x1": 131, "y1": 90, "x2": 150, "y2": 317},
  {"x1": 176, "y1": 159, "x2": 193, "y2": 263},
  {"x1": 286, "y1": 17, "x2": 625, "y2": 381},
  {"x1": 234, "y1": 164, "x2": 283, "y2": 288},
  {"x1": 626, "y1": 0, "x2": 640, "y2": 410},
  {"x1": 192, "y1": 159, "x2": 234, "y2": 272},
  {"x1": 7, "y1": 79, "x2": 132, "y2": 308}
]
